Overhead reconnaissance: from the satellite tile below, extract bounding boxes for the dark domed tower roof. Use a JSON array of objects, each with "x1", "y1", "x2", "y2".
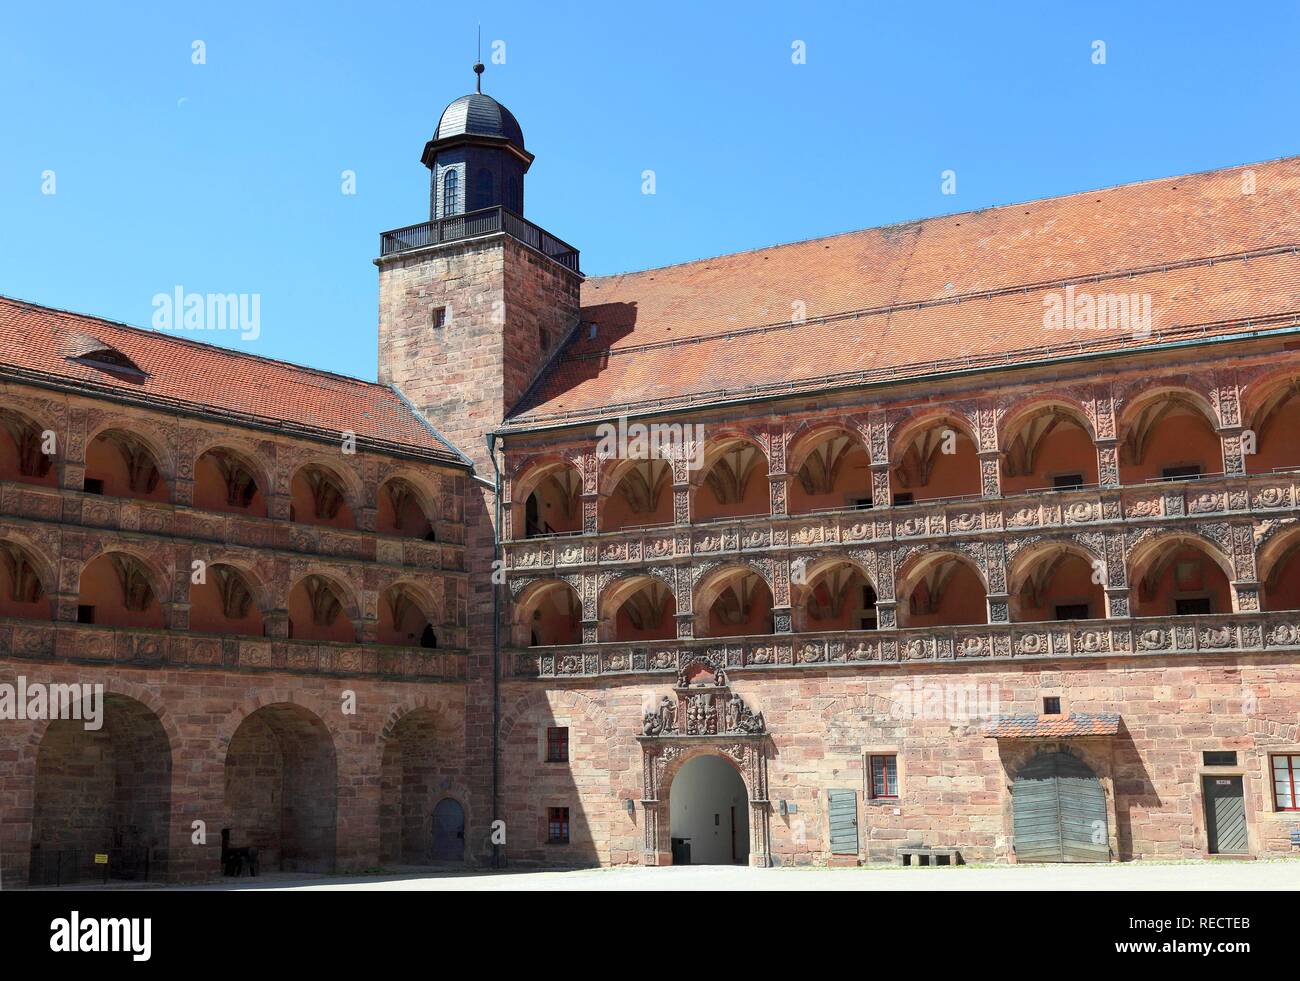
[{"x1": 434, "y1": 93, "x2": 525, "y2": 149}]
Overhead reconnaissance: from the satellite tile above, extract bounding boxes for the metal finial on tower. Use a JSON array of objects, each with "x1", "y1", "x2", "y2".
[{"x1": 473, "y1": 24, "x2": 484, "y2": 93}]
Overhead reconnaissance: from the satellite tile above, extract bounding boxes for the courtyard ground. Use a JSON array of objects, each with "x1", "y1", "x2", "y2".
[{"x1": 156, "y1": 859, "x2": 1300, "y2": 891}]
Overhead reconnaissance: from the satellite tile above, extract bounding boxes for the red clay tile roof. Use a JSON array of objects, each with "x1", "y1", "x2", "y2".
[
  {"x1": 982, "y1": 713, "x2": 1122, "y2": 739},
  {"x1": 509, "y1": 156, "x2": 1300, "y2": 425},
  {"x1": 0, "y1": 297, "x2": 468, "y2": 465}
]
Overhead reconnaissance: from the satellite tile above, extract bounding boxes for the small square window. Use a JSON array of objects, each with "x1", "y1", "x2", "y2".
[
  {"x1": 82, "y1": 477, "x2": 104, "y2": 495},
  {"x1": 546, "y1": 726, "x2": 569, "y2": 763},
  {"x1": 1176, "y1": 597, "x2": 1212, "y2": 616},
  {"x1": 77, "y1": 605, "x2": 95, "y2": 624},
  {"x1": 1161, "y1": 464, "x2": 1202, "y2": 480},
  {"x1": 852, "y1": 497, "x2": 873, "y2": 510},
  {"x1": 892, "y1": 493, "x2": 914, "y2": 507},
  {"x1": 431, "y1": 306, "x2": 447, "y2": 328},
  {"x1": 1053, "y1": 473, "x2": 1084, "y2": 490},
  {"x1": 1042, "y1": 696, "x2": 1062, "y2": 715},
  {"x1": 547, "y1": 807, "x2": 570, "y2": 843},
  {"x1": 1203, "y1": 751, "x2": 1237, "y2": 767},
  {"x1": 1055, "y1": 603, "x2": 1089, "y2": 621},
  {"x1": 869, "y1": 754, "x2": 898, "y2": 800}
]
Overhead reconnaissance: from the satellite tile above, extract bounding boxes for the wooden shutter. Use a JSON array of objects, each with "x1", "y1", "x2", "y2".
[{"x1": 827, "y1": 788, "x2": 859, "y2": 855}]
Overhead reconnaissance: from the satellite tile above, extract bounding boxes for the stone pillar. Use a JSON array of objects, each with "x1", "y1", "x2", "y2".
[
  {"x1": 1230, "y1": 521, "x2": 1260, "y2": 612},
  {"x1": 61, "y1": 406, "x2": 88, "y2": 493},
  {"x1": 985, "y1": 540, "x2": 1010, "y2": 624},
  {"x1": 1096, "y1": 439, "x2": 1121, "y2": 488},
  {"x1": 674, "y1": 612, "x2": 694, "y2": 640},
  {"x1": 580, "y1": 493, "x2": 599, "y2": 535},
  {"x1": 264, "y1": 610, "x2": 290, "y2": 639},
  {"x1": 1220, "y1": 428, "x2": 1246, "y2": 477},
  {"x1": 768, "y1": 475, "x2": 788, "y2": 517},
  {"x1": 500, "y1": 477, "x2": 514, "y2": 542},
  {"x1": 870, "y1": 465, "x2": 892, "y2": 508},
  {"x1": 1102, "y1": 530, "x2": 1130, "y2": 617},
  {"x1": 875, "y1": 600, "x2": 898, "y2": 630},
  {"x1": 868, "y1": 410, "x2": 892, "y2": 508},
  {"x1": 979, "y1": 451, "x2": 1002, "y2": 499}
]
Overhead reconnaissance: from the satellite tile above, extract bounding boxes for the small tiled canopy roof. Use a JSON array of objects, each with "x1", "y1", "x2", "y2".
[
  {"x1": 509, "y1": 155, "x2": 1300, "y2": 425},
  {"x1": 982, "y1": 713, "x2": 1122, "y2": 739},
  {"x1": 0, "y1": 297, "x2": 467, "y2": 465}
]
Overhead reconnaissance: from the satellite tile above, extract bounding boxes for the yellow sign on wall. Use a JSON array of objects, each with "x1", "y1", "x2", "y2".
[{"x1": 93, "y1": 853, "x2": 108, "y2": 865}]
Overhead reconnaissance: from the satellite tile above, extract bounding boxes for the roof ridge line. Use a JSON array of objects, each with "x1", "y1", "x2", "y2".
[
  {"x1": 569, "y1": 242, "x2": 1300, "y2": 363},
  {"x1": 507, "y1": 313, "x2": 1300, "y2": 427},
  {"x1": 0, "y1": 294, "x2": 390, "y2": 391},
  {"x1": 584, "y1": 152, "x2": 1299, "y2": 282}
]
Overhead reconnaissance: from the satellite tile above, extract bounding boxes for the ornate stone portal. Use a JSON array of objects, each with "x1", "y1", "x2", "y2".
[{"x1": 637, "y1": 656, "x2": 772, "y2": 867}]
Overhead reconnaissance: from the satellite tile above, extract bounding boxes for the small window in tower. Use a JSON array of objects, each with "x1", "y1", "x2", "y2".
[
  {"x1": 431, "y1": 306, "x2": 447, "y2": 329},
  {"x1": 1042, "y1": 696, "x2": 1062, "y2": 715},
  {"x1": 474, "y1": 168, "x2": 493, "y2": 211},
  {"x1": 442, "y1": 169, "x2": 459, "y2": 217}
]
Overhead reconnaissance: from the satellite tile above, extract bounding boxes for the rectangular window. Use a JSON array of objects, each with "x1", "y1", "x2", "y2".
[
  {"x1": 1273, "y1": 755, "x2": 1300, "y2": 811},
  {"x1": 1042, "y1": 696, "x2": 1062, "y2": 715},
  {"x1": 1052, "y1": 473, "x2": 1085, "y2": 490},
  {"x1": 547, "y1": 807, "x2": 570, "y2": 843},
  {"x1": 546, "y1": 726, "x2": 569, "y2": 763},
  {"x1": 1176, "y1": 597, "x2": 1212, "y2": 616},
  {"x1": 892, "y1": 493, "x2": 914, "y2": 507},
  {"x1": 431, "y1": 306, "x2": 447, "y2": 328},
  {"x1": 82, "y1": 477, "x2": 104, "y2": 495},
  {"x1": 1161, "y1": 464, "x2": 1202, "y2": 480},
  {"x1": 1203, "y1": 751, "x2": 1238, "y2": 767},
  {"x1": 869, "y1": 754, "x2": 898, "y2": 800},
  {"x1": 76, "y1": 605, "x2": 95, "y2": 624},
  {"x1": 1054, "y1": 603, "x2": 1090, "y2": 621}
]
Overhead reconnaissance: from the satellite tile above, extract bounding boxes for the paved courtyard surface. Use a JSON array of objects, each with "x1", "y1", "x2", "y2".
[{"x1": 173, "y1": 860, "x2": 1300, "y2": 891}]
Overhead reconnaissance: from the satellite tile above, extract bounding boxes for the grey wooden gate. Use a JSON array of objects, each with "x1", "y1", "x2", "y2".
[
  {"x1": 1012, "y1": 751, "x2": 1108, "y2": 863},
  {"x1": 1203, "y1": 776, "x2": 1248, "y2": 855},
  {"x1": 827, "y1": 788, "x2": 859, "y2": 855}
]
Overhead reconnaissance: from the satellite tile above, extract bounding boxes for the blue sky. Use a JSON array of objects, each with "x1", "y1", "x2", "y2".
[{"x1": 2, "y1": 1, "x2": 1297, "y2": 378}]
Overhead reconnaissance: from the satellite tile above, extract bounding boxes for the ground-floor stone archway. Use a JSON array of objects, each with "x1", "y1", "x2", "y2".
[
  {"x1": 637, "y1": 655, "x2": 773, "y2": 866},
  {"x1": 379, "y1": 708, "x2": 455, "y2": 865},
  {"x1": 30, "y1": 693, "x2": 172, "y2": 884},
  {"x1": 223, "y1": 703, "x2": 337, "y2": 873},
  {"x1": 669, "y1": 753, "x2": 750, "y2": 865}
]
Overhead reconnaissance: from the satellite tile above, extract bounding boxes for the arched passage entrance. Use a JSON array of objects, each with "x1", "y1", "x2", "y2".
[
  {"x1": 669, "y1": 755, "x2": 749, "y2": 865},
  {"x1": 379, "y1": 708, "x2": 453, "y2": 865},
  {"x1": 30, "y1": 694, "x2": 172, "y2": 884},
  {"x1": 224, "y1": 704, "x2": 337, "y2": 873},
  {"x1": 638, "y1": 657, "x2": 772, "y2": 867},
  {"x1": 1012, "y1": 750, "x2": 1108, "y2": 863}
]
